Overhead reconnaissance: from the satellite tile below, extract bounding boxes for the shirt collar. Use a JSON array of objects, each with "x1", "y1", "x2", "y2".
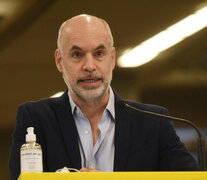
[{"x1": 68, "y1": 87, "x2": 115, "y2": 119}]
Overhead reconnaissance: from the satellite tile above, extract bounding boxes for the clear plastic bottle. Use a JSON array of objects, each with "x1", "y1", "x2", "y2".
[{"x1": 20, "y1": 127, "x2": 43, "y2": 173}]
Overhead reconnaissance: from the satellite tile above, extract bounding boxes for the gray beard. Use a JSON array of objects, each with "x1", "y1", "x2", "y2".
[
  {"x1": 71, "y1": 83, "x2": 109, "y2": 102},
  {"x1": 63, "y1": 73, "x2": 112, "y2": 102}
]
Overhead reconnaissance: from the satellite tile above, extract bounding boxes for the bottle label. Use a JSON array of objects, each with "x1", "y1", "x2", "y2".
[{"x1": 21, "y1": 149, "x2": 43, "y2": 173}]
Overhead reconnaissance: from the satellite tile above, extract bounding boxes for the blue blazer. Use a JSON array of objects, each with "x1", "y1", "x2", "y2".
[{"x1": 9, "y1": 91, "x2": 198, "y2": 180}]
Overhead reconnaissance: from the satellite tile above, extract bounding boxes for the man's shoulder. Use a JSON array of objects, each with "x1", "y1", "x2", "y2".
[
  {"x1": 19, "y1": 97, "x2": 57, "y2": 107},
  {"x1": 124, "y1": 99, "x2": 169, "y2": 115},
  {"x1": 113, "y1": 90, "x2": 168, "y2": 115},
  {"x1": 18, "y1": 91, "x2": 69, "y2": 112}
]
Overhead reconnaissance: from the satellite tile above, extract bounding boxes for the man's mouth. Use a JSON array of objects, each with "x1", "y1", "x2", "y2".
[
  {"x1": 78, "y1": 77, "x2": 103, "y2": 84},
  {"x1": 79, "y1": 79, "x2": 100, "y2": 83}
]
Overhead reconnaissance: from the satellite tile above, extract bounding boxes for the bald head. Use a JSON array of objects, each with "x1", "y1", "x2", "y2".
[{"x1": 57, "y1": 14, "x2": 114, "y2": 53}]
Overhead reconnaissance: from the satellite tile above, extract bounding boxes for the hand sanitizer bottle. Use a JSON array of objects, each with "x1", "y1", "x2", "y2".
[{"x1": 20, "y1": 127, "x2": 43, "y2": 173}]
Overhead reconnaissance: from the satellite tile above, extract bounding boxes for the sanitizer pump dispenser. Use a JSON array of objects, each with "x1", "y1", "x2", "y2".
[{"x1": 20, "y1": 127, "x2": 43, "y2": 173}]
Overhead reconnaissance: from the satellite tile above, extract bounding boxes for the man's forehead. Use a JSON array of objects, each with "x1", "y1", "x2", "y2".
[
  {"x1": 62, "y1": 26, "x2": 111, "y2": 50},
  {"x1": 57, "y1": 15, "x2": 114, "y2": 50}
]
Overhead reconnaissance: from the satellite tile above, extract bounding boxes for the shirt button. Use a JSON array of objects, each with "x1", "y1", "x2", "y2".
[
  {"x1": 77, "y1": 110, "x2": 81, "y2": 115},
  {"x1": 84, "y1": 130, "x2": 89, "y2": 134}
]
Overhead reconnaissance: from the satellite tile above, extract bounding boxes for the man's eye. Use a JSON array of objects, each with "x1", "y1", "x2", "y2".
[
  {"x1": 72, "y1": 52, "x2": 82, "y2": 58},
  {"x1": 95, "y1": 51, "x2": 104, "y2": 57}
]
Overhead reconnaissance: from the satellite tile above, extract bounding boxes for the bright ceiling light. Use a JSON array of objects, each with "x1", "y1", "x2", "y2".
[{"x1": 118, "y1": 5, "x2": 207, "y2": 68}]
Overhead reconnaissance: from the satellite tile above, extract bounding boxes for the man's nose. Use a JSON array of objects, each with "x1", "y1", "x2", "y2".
[{"x1": 83, "y1": 54, "x2": 96, "y2": 71}]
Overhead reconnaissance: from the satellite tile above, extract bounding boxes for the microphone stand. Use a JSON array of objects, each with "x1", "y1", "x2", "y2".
[{"x1": 124, "y1": 103, "x2": 206, "y2": 171}]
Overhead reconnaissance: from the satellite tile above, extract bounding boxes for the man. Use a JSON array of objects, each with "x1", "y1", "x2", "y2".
[{"x1": 9, "y1": 14, "x2": 198, "y2": 180}]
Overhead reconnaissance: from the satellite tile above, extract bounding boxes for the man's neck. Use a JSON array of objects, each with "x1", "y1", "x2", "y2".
[{"x1": 70, "y1": 90, "x2": 110, "y2": 123}]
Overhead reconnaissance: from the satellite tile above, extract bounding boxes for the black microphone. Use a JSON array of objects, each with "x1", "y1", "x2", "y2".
[{"x1": 123, "y1": 102, "x2": 206, "y2": 171}]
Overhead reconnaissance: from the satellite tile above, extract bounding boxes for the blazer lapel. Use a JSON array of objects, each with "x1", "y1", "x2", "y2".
[
  {"x1": 56, "y1": 91, "x2": 81, "y2": 169},
  {"x1": 113, "y1": 95, "x2": 131, "y2": 171}
]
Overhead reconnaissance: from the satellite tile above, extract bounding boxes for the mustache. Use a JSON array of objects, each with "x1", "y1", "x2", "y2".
[{"x1": 77, "y1": 72, "x2": 104, "y2": 81}]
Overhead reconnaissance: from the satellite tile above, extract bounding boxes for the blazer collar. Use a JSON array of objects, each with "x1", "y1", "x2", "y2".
[{"x1": 55, "y1": 90, "x2": 81, "y2": 169}]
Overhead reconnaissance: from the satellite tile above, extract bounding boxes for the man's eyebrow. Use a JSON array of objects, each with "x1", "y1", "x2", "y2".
[
  {"x1": 70, "y1": 45, "x2": 82, "y2": 51},
  {"x1": 95, "y1": 44, "x2": 106, "y2": 50},
  {"x1": 70, "y1": 44, "x2": 106, "y2": 51}
]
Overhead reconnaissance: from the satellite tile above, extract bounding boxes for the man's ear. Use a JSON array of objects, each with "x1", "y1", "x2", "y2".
[
  {"x1": 111, "y1": 47, "x2": 116, "y2": 70},
  {"x1": 54, "y1": 49, "x2": 63, "y2": 72}
]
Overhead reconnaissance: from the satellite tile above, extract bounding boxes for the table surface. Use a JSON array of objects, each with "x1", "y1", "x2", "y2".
[{"x1": 18, "y1": 172, "x2": 207, "y2": 180}]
